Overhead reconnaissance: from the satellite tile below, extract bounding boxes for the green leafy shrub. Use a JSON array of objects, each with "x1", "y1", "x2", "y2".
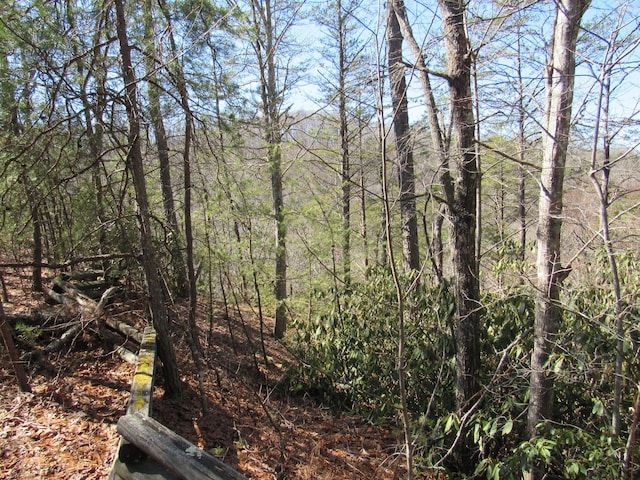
[
  {"x1": 287, "y1": 262, "x2": 638, "y2": 477},
  {"x1": 287, "y1": 268, "x2": 457, "y2": 420}
]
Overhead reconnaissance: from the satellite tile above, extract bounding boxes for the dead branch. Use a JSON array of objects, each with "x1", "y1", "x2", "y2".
[
  {"x1": 42, "y1": 284, "x2": 119, "y2": 353},
  {"x1": 0, "y1": 252, "x2": 138, "y2": 269}
]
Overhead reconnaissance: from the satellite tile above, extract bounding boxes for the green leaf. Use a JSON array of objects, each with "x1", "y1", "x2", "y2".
[
  {"x1": 566, "y1": 461, "x2": 580, "y2": 477},
  {"x1": 592, "y1": 398, "x2": 604, "y2": 416},
  {"x1": 553, "y1": 355, "x2": 564, "y2": 373},
  {"x1": 488, "y1": 463, "x2": 500, "y2": 480},
  {"x1": 444, "y1": 413, "x2": 459, "y2": 434},
  {"x1": 502, "y1": 418, "x2": 513, "y2": 436}
]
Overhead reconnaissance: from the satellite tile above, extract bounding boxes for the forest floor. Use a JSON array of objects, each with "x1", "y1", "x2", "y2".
[{"x1": 0, "y1": 267, "x2": 414, "y2": 479}]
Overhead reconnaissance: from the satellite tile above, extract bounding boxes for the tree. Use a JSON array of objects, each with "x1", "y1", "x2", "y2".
[
  {"x1": 437, "y1": 0, "x2": 481, "y2": 471},
  {"x1": 527, "y1": 1, "x2": 590, "y2": 477},
  {"x1": 391, "y1": 0, "x2": 447, "y2": 283},
  {"x1": 579, "y1": 6, "x2": 640, "y2": 473},
  {"x1": 159, "y1": 0, "x2": 208, "y2": 412},
  {"x1": 114, "y1": 0, "x2": 182, "y2": 398},
  {"x1": 392, "y1": 0, "x2": 480, "y2": 470},
  {"x1": 246, "y1": 0, "x2": 302, "y2": 339},
  {"x1": 386, "y1": 1, "x2": 419, "y2": 273},
  {"x1": 142, "y1": 0, "x2": 189, "y2": 299},
  {"x1": 317, "y1": 0, "x2": 355, "y2": 285}
]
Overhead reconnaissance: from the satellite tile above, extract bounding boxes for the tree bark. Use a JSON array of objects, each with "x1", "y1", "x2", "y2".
[
  {"x1": 250, "y1": 0, "x2": 288, "y2": 339},
  {"x1": 114, "y1": 0, "x2": 182, "y2": 399},
  {"x1": 392, "y1": 0, "x2": 480, "y2": 469},
  {"x1": 391, "y1": 0, "x2": 447, "y2": 286},
  {"x1": 155, "y1": 0, "x2": 207, "y2": 411},
  {"x1": 527, "y1": 2, "x2": 589, "y2": 477},
  {"x1": 439, "y1": 0, "x2": 481, "y2": 472},
  {"x1": 142, "y1": 0, "x2": 188, "y2": 299},
  {"x1": 387, "y1": 3, "x2": 420, "y2": 274},
  {"x1": 337, "y1": 0, "x2": 352, "y2": 285}
]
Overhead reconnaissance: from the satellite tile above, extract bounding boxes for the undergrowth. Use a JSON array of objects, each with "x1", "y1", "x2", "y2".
[{"x1": 286, "y1": 266, "x2": 638, "y2": 478}]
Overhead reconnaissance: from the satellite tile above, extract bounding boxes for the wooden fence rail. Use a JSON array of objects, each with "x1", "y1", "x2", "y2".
[{"x1": 108, "y1": 327, "x2": 247, "y2": 480}]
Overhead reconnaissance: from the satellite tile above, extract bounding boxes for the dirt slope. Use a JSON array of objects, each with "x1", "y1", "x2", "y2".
[{"x1": 0, "y1": 268, "x2": 408, "y2": 479}]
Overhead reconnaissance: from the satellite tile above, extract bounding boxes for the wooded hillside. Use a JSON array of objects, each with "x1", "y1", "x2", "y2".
[{"x1": 1, "y1": 0, "x2": 640, "y2": 477}]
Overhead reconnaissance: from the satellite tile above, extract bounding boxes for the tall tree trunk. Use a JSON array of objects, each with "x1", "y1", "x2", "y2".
[
  {"x1": 393, "y1": 0, "x2": 480, "y2": 468},
  {"x1": 0, "y1": 49, "x2": 42, "y2": 290},
  {"x1": 158, "y1": 0, "x2": 208, "y2": 412},
  {"x1": 358, "y1": 122, "x2": 370, "y2": 274},
  {"x1": 439, "y1": 0, "x2": 480, "y2": 472},
  {"x1": 587, "y1": 39, "x2": 624, "y2": 438},
  {"x1": 31, "y1": 195, "x2": 43, "y2": 292},
  {"x1": 142, "y1": 0, "x2": 188, "y2": 299},
  {"x1": 392, "y1": 0, "x2": 447, "y2": 284},
  {"x1": 251, "y1": 0, "x2": 288, "y2": 339},
  {"x1": 67, "y1": 1, "x2": 109, "y2": 270},
  {"x1": 337, "y1": 0, "x2": 351, "y2": 285},
  {"x1": 527, "y1": 2, "x2": 589, "y2": 478},
  {"x1": 516, "y1": 24, "x2": 528, "y2": 264},
  {"x1": 387, "y1": 4, "x2": 420, "y2": 274},
  {"x1": 472, "y1": 59, "x2": 482, "y2": 280},
  {"x1": 114, "y1": 0, "x2": 182, "y2": 398}
]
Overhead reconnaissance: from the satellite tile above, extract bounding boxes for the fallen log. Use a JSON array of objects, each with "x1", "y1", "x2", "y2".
[
  {"x1": 55, "y1": 272, "x2": 118, "y2": 300},
  {"x1": 5, "y1": 310, "x2": 68, "y2": 327},
  {"x1": 106, "y1": 317, "x2": 143, "y2": 344},
  {"x1": 109, "y1": 327, "x2": 172, "y2": 480},
  {"x1": 51, "y1": 277, "x2": 106, "y2": 311},
  {"x1": 60, "y1": 270, "x2": 104, "y2": 282},
  {"x1": 44, "y1": 322, "x2": 84, "y2": 353},
  {"x1": 125, "y1": 327, "x2": 156, "y2": 417},
  {"x1": 99, "y1": 328, "x2": 139, "y2": 364},
  {"x1": 45, "y1": 288, "x2": 74, "y2": 307},
  {"x1": 117, "y1": 413, "x2": 247, "y2": 480},
  {"x1": 0, "y1": 252, "x2": 138, "y2": 269}
]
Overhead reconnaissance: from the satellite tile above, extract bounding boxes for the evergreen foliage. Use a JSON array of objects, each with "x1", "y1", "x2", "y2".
[{"x1": 286, "y1": 262, "x2": 640, "y2": 477}]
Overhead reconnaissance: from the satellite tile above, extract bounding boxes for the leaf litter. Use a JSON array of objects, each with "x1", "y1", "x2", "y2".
[{"x1": 0, "y1": 268, "x2": 410, "y2": 479}]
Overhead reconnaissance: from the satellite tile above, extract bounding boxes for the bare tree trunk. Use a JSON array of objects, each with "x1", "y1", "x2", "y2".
[
  {"x1": 387, "y1": 3, "x2": 420, "y2": 273},
  {"x1": 155, "y1": 0, "x2": 207, "y2": 412},
  {"x1": 391, "y1": 0, "x2": 447, "y2": 284},
  {"x1": 516, "y1": 25, "x2": 528, "y2": 264},
  {"x1": 2, "y1": 49, "x2": 42, "y2": 291},
  {"x1": 439, "y1": 0, "x2": 480, "y2": 471},
  {"x1": 394, "y1": 0, "x2": 479, "y2": 470},
  {"x1": 31, "y1": 198, "x2": 43, "y2": 292},
  {"x1": 114, "y1": 0, "x2": 182, "y2": 399},
  {"x1": 336, "y1": 0, "x2": 352, "y2": 285},
  {"x1": 66, "y1": 2, "x2": 109, "y2": 271},
  {"x1": 527, "y1": 2, "x2": 589, "y2": 478},
  {"x1": 358, "y1": 120, "x2": 370, "y2": 274},
  {"x1": 142, "y1": 0, "x2": 188, "y2": 299},
  {"x1": 250, "y1": 0, "x2": 288, "y2": 339},
  {"x1": 377, "y1": 45, "x2": 414, "y2": 478}
]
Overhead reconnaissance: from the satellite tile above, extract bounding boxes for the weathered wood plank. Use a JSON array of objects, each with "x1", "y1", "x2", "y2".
[
  {"x1": 118, "y1": 413, "x2": 247, "y2": 480},
  {"x1": 110, "y1": 454, "x2": 180, "y2": 480},
  {"x1": 127, "y1": 326, "x2": 156, "y2": 416},
  {"x1": 109, "y1": 327, "x2": 159, "y2": 480}
]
